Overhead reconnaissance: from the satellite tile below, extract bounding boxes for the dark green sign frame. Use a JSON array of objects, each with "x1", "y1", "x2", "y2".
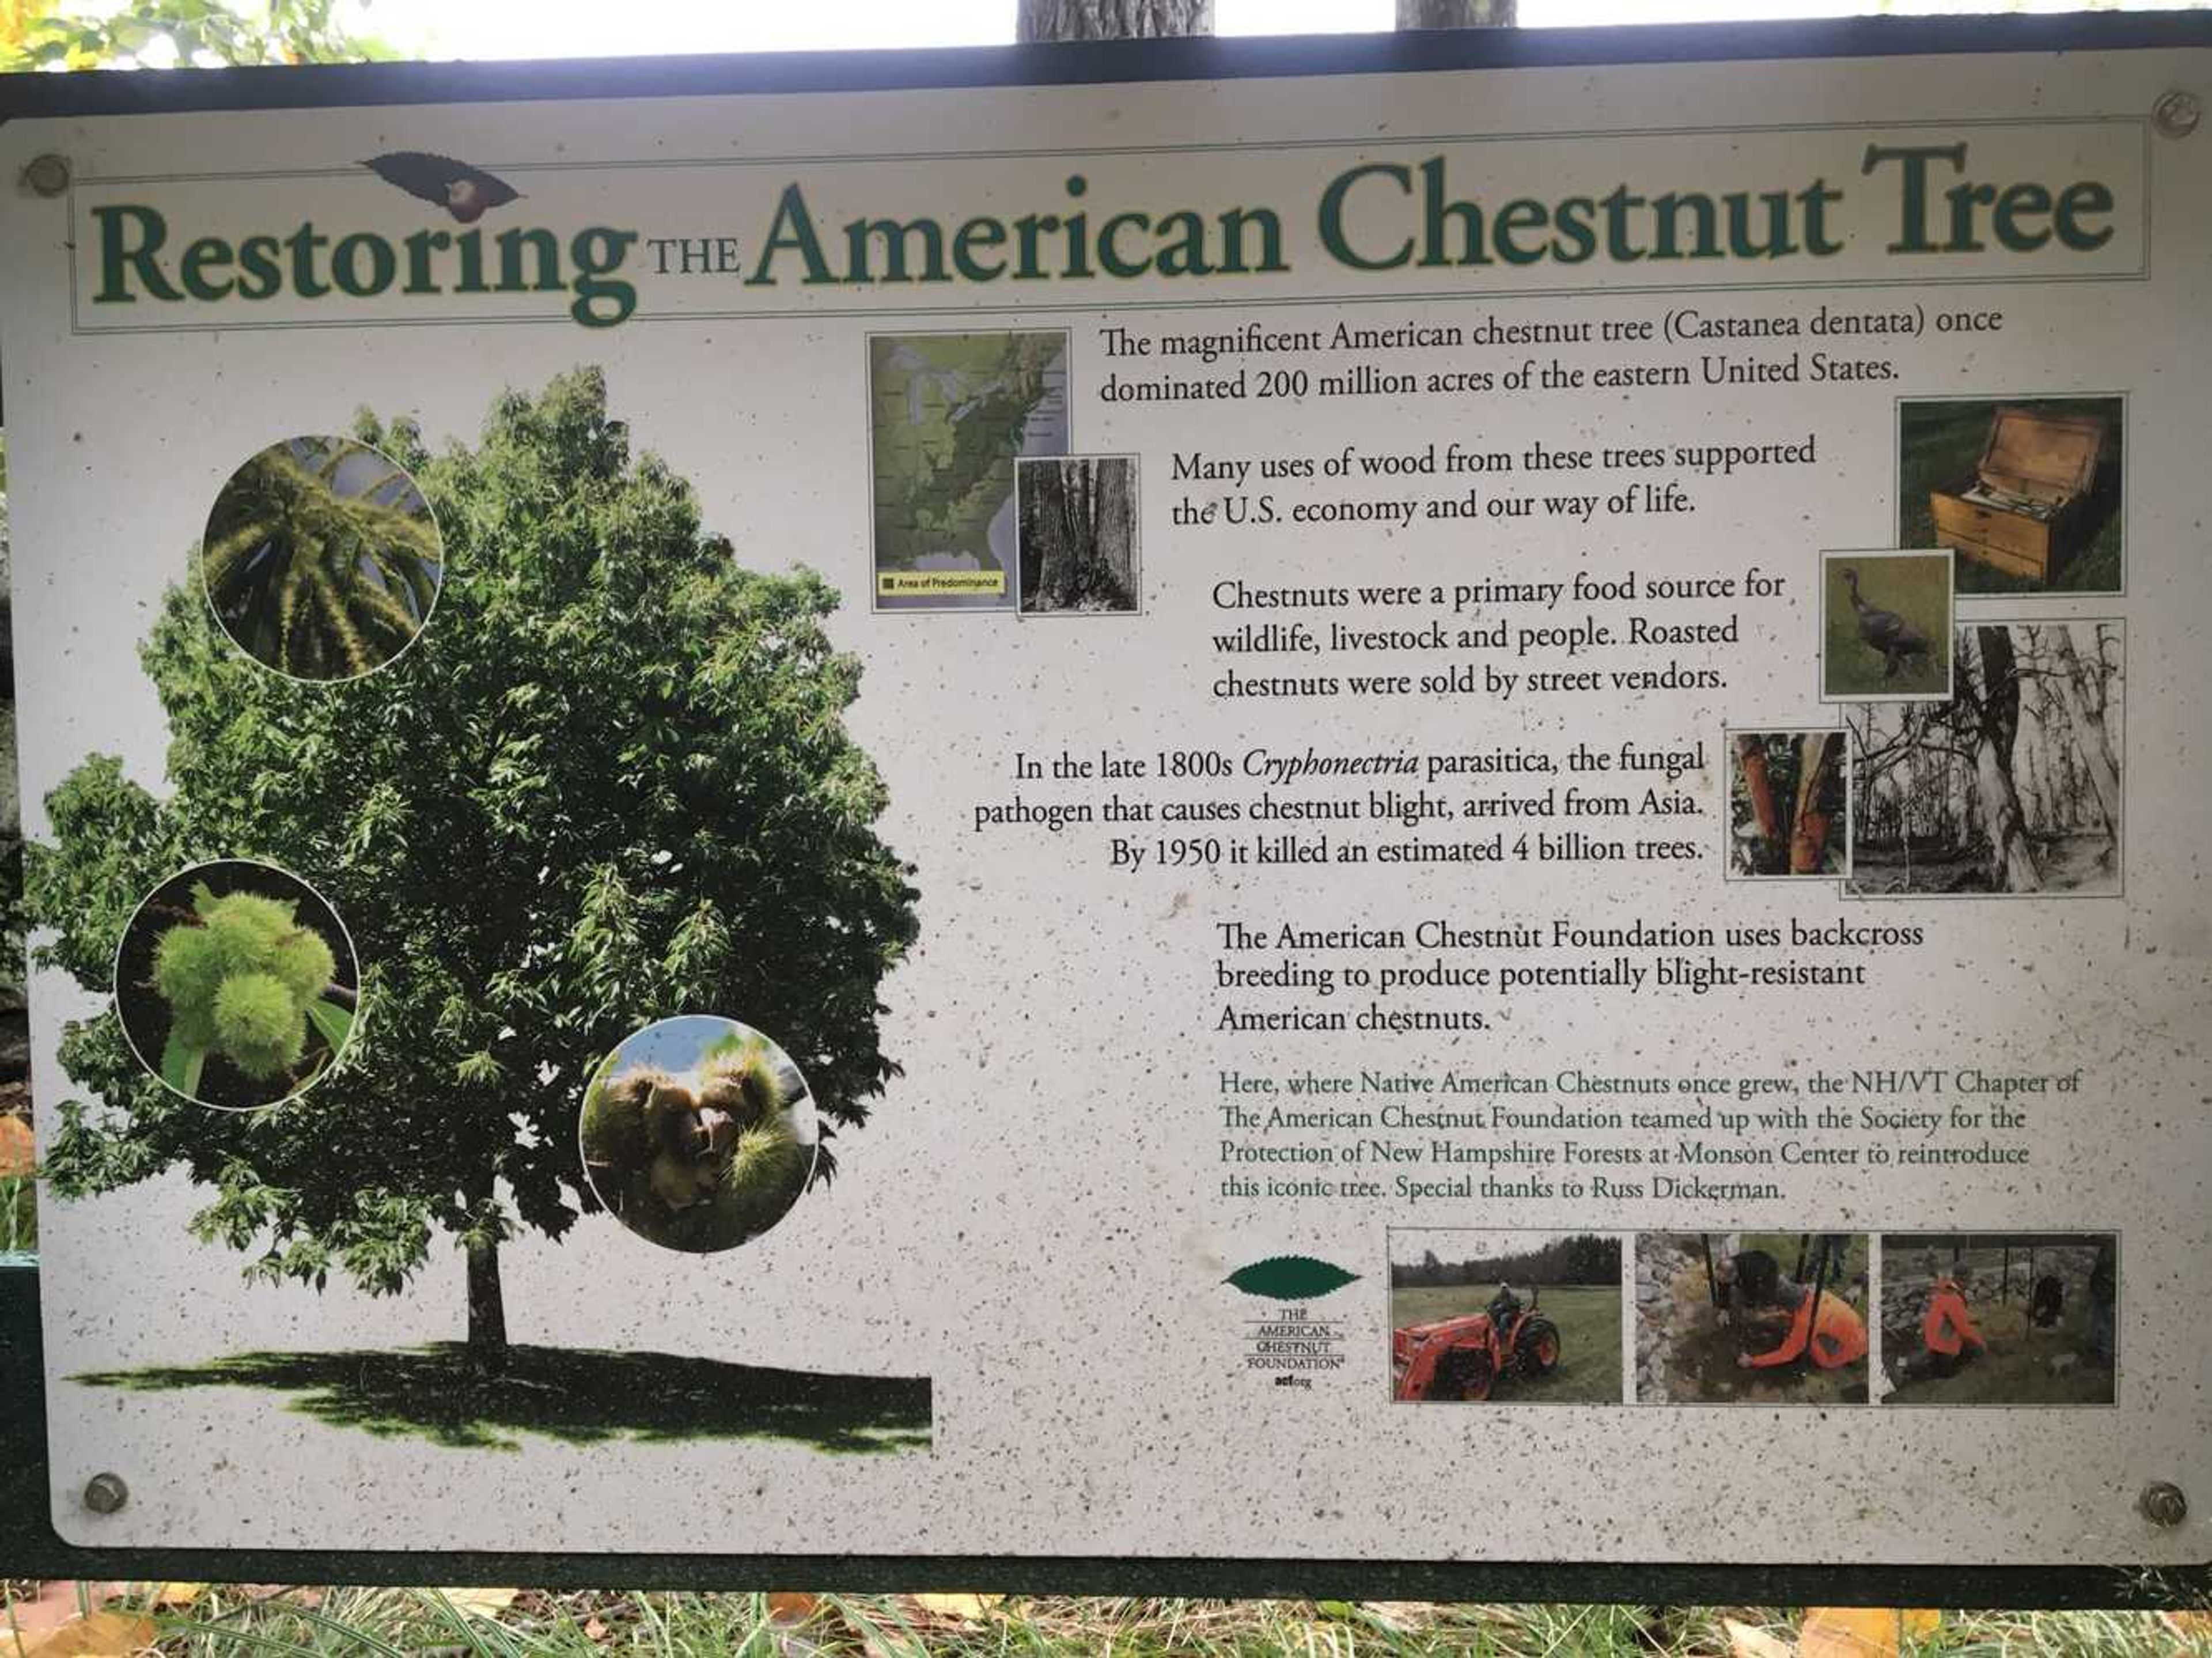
[{"x1": 5, "y1": 12, "x2": 2211, "y2": 1603}]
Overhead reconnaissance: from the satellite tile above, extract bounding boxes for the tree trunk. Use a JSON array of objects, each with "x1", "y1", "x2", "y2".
[
  {"x1": 2046, "y1": 623, "x2": 2121, "y2": 847},
  {"x1": 1734, "y1": 735, "x2": 1785, "y2": 873},
  {"x1": 1094, "y1": 460, "x2": 1135, "y2": 590},
  {"x1": 1017, "y1": 0, "x2": 1213, "y2": 41},
  {"x1": 1397, "y1": 0, "x2": 1516, "y2": 27},
  {"x1": 466, "y1": 1229, "x2": 510, "y2": 1376},
  {"x1": 1056, "y1": 459, "x2": 1091, "y2": 604},
  {"x1": 1025, "y1": 461, "x2": 1067, "y2": 607},
  {"x1": 1787, "y1": 732, "x2": 1840, "y2": 874},
  {"x1": 1966, "y1": 627, "x2": 2041, "y2": 893}
]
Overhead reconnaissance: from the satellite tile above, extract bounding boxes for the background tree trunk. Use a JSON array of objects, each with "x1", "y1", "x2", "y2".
[
  {"x1": 1397, "y1": 0, "x2": 1517, "y2": 27},
  {"x1": 1017, "y1": 0, "x2": 1213, "y2": 41},
  {"x1": 2047, "y1": 624, "x2": 2121, "y2": 847},
  {"x1": 1965, "y1": 627, "x2": 2041, "y2": 893},
  {"x1": 1022, "y1": 461, "x2": 1068, "y2": 607},
  {"x1": 1057, "y1": 457, "x2": 1093, "y2": 606},
  {"x1": 1094, "y1": 460, "x2": 1135, "y2": 590}
]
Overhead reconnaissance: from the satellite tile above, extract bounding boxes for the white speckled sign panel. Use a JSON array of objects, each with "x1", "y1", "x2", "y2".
[{"x1": 2, "y1": 26, "x2": 2207, "y2": 1567}]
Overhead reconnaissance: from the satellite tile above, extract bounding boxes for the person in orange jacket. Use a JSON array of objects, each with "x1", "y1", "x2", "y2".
[
  {"x1": 1728, "y1": 1249, "x2": 1869, "y2": 1371},
  {"x1": 1920, "y1": 1266, "x2": 1990, "y2": 1377}
]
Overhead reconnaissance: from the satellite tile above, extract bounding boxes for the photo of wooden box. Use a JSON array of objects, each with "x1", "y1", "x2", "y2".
[{"x1": 1928, "y1": 404, "x2": 2108, "y2": 585}]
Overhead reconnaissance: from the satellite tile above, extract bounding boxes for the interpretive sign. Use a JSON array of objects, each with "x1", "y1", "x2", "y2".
[{"x1": 1, "y1": 16, "x2": 2207, "y2": 1593}]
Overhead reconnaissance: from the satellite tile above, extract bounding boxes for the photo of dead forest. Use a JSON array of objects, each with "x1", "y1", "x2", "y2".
[
  {"x1": 1847, "y1": 622, "x2": 2122, "y2": 896},
  {"x1": 1016, "y1": 455, "x2": 1140, "y2": 614},
  {"x1": 1727, "y1": 730, "x2": 1846, "y2": 877}
]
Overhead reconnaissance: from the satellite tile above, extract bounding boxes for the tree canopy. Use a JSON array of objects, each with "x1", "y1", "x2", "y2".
[
  {"x1": 1, "y1": 0, "x2": 387, "y2": 71},
  {"x1": 28, "y1": 369, "x2": 919, "y2": 1337}
]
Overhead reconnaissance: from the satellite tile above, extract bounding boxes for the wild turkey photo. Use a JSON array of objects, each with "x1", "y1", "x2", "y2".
[{"x1": 1823, "y1": 552, "x2": 1952, "y2": 699}]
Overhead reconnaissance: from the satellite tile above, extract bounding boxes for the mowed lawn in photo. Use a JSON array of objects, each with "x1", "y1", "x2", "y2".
[
  {"x1": 1391, "y1": 1283, "x2": 1622, "y2": 1404},
  {"x1": 1897, "y1": 396, "x2": 2123, "y2": 594}
]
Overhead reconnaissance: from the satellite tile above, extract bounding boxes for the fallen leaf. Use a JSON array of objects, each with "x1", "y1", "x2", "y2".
[
  {"x1": 151, "y1": 1584, "x2": 206, "y2": 1608},
  {"x1": 909, "y1": 1593, "x2": 1003, "y2": 1621},
  {"x1": 1724, "y1": 1615, "x2": 1796, "y2": 1658},
  {"x1": 1799, "y1": 1607, "x2": 1940, "y2": 1658},
  {"x1": 766, "y1": 1592, "x2": 819, "y2": 1623},
  {"x1": 581, "y1": 1615, "x2": 609, "y2": 1642},
  {"x1": 22, "y1": 1610, "x2": 158, "y2": 1657},
  {"x1": 0, "y1": 1116, "x2": 33, "y2": 1177},
  {"x1": 5, "y1": 1583, "x2": 123, "y2": 1652},
  {"x1": 437, "y1": 1587, "x2": 519, "y2": 1621}
]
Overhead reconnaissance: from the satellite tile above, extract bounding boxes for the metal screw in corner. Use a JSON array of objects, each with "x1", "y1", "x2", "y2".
[
  {"x1": 21, "y1": 153, "x2": 70, "y2": 198},
  {"x1": 2152, "y1": 90, "x2": 2202, "y2": 140},
  {"x1": 2140, "y1": 1481, "x2": 2188, "y2": 1527},
  {"x1": 81, "y1": 1472, "x2": 128, "y2": 1514}
]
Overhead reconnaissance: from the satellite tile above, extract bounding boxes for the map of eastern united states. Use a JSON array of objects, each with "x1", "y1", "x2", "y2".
[{"x1": 870, "y1": 332, "x2": 1070, "y2": 607}]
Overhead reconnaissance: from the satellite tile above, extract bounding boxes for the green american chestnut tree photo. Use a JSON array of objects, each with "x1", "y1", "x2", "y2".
[{"x1": 29, "y1": 369, "x2": 921, "y2": 1389}]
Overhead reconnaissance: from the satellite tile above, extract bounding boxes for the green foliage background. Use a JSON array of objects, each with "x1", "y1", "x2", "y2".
[
  {"x1": 26, "y1": 369, "x2": 919, "y2": 1301},
  {"x1": 1, "y1": 0, "x2": 388, "y2": 71}
]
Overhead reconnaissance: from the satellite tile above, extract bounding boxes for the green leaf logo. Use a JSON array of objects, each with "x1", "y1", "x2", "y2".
[{"x1": 1225, "y1": 1255, "x2": 1360, "y2": 1300}]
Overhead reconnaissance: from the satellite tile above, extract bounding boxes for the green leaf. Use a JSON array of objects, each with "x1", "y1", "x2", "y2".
[
  {"x1": 305, "y1": 998, "x2": 354, "y2": 1055},
  {"x1": 160, "y1": 1034, "x2": 207, "y2": 1099},
  {"x1": 1224, "y1": 1255, "x2": 1360, "y2": 1300}
]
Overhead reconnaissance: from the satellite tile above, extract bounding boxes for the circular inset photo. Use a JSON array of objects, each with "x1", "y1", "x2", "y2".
[
  {"x1": 200, "y1": 435, "x2": 443, "y2": 681},
  {"x1": 579, "y1": 1016, "x2": 820, "y2": 1253},
  {"x1": 115, "y1": 860, "x2": 362, "y2": 1111}
]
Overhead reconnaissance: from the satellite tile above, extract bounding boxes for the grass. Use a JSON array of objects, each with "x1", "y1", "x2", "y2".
[
  {"x1": 8, "y1": 1586, "x2": 2212, "y2": 1657},
  {"x1": 1896, "y1": 396, "x2": 2123, "y2": 595},
  {"x1": 71, "y1": 1343, "x2": 930, "y2": 1453},
  {"x1": 1884, "y1": 1294, "x2": 2115, "y2": 1407},
  {"x1": 1390, "y1": 1284, "x2": 1622, "y2": 1403},
  {"x1": 1824, "y1": 552, "x2": 1951, "y2": 699},
  {"x1": 0, "y1": 1175, "x2": 32, "y2": 1256}
]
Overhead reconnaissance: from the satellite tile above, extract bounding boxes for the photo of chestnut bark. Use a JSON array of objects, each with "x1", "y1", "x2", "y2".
[{"x1": 1727, "y1": 731, "x2": 1847, "y2": 878}]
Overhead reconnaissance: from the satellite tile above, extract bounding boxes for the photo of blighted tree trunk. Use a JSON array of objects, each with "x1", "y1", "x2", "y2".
[
  {"x1": 1017, "y1": 456, "x2": 1140, "y2": 614},
  {"x1": 1729, "y1": 732, "x2": 1846, "y2": 876},
  {"x1": 1847, "y1": 622, "x2": 2122, "y2": 895}
]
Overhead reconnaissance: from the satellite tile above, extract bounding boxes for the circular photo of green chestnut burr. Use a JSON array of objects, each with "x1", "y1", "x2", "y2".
[
  {"x1": 200, "y1": 435, "x2": 443, "y2": 682},
  {"x1": 578, "y1": 1016, "x2": 820, "y2": 1253},
  {"x1": 115, "y1": 860, "x2": 362, "y2": 1111}
]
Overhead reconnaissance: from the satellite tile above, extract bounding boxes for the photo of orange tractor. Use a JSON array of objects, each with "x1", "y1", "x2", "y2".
[{"x1": 1392, "y1": 1284, "x2": 1562, "y2": 1402}]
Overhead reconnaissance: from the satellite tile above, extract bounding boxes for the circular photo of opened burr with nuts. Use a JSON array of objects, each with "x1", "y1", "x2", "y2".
[{"x1": 578, "y1": 1016, "x2": 819, "y2": 1252}]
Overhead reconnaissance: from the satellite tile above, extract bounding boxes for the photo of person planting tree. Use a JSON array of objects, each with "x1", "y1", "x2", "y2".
[
  {"x1": 1636, "y1": 1234, "x2": 1869, "y2": 1404},
  {"x1": 1881, "y1": 1233, "x2": 2116, "y2": 1406}
]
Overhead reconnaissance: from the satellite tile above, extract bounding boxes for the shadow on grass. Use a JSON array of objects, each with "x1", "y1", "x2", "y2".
[{"x1": 74, "y1": 1343, "x2": 932, "y2": 1454}]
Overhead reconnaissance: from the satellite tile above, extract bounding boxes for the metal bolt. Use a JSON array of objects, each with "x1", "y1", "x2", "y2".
[
  {"x1": 2152, "y1": 90, "x2": 2201, "y2": 139},
  {"x1": 2140, "y1": 1481, "x2": 2188, "y2": 1527},
  {"x1": 21, "y1": 153, "x2": 70, "y2": 197},
  {"x1": 81, "y1": 1472, "x2": 128, "y2": 1514}
]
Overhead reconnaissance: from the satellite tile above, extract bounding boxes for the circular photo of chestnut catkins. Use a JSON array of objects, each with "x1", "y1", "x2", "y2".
[
  {"x1": 115, "y1": 860, "x2": 362, "y2": 1111},
  {"x1": 200, "y1": 435, "x2": 443, "y2": 682},
  {"x1": 578, "y1": 1016, "x2": 820, "y2": 1254}
]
